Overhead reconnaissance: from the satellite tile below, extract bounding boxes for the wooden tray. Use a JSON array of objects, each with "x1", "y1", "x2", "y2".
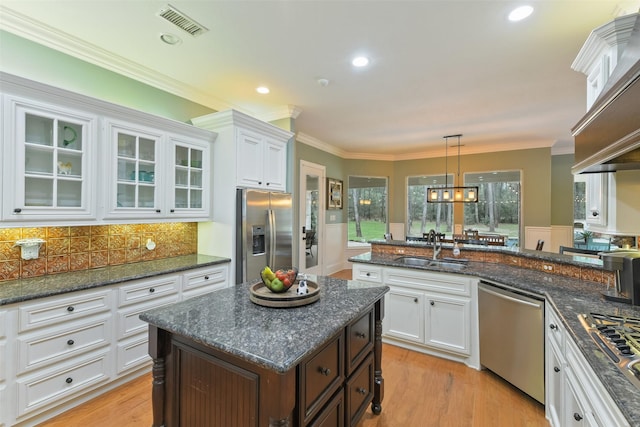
[{"x1": 249, "y1": 280, "x2": 320, "y2": 308}]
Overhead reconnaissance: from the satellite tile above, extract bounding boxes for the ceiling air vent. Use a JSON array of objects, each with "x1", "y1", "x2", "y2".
[{"x1": 158, "y1": 4, "x2": 208, "y2": 37}]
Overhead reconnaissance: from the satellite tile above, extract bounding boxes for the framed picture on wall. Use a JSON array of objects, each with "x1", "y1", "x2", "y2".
[{"x1": 327, "y1": 178, "x2": 343, "y2": 209}]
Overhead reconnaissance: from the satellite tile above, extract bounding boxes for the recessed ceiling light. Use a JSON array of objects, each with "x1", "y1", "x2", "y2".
[
  {"x1": 160, "y1": 33, "x2": 182, "y2": 45},
  {"x1": 508, "y1": 5, "x2": 533, "y2": 22},
  {"x1": 352, "y1": 56, "x2": 370, "y2": 67},
  {"x1": 256, "y1": 86, "x2": 270, "y2": 94}
]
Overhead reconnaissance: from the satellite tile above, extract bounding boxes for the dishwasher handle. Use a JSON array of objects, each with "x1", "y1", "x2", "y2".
[{"x1": 479, "y1": 284, "x2": 543, "y2": 309}]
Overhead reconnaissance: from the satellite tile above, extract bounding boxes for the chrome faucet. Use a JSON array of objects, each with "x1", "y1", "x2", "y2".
[{"x1": 428, "y1": 229, "x2": 441, "y2": 260}]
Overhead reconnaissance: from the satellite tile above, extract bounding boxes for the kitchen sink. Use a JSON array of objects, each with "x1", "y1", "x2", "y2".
[{"x1": 394, "y1": 256, "x2": 468, "y2": 270}]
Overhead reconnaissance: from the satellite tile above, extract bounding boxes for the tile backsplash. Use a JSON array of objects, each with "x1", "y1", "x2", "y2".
[{"x1": 0, "y1": 223, "x2": 197, "y2": 282}]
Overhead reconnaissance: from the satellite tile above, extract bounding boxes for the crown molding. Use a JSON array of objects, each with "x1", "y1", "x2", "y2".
[
  {"x1": 258, "y1": 105, "x2": 303, "y2": 122},
  {"x1": 296, "y1": 132, "x2": 555, "y2": 161},
  {"x1": 0, "y1": 5, "x2": 238, "y2": 113}
]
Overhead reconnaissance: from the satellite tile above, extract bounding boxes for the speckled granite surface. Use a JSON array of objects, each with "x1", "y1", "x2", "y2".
[
  {"x1": 0, "y1": 254, "x2": 230, "y2": 306},
  {"x1": 350, "y1": 252, "x2": 640, "y2": 426},
  {"x1": 140, "y1": 276, "x2": 388, "y2": 373}
]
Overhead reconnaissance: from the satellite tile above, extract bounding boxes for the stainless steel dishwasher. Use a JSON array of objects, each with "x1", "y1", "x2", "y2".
[{"x1": 478, "y1": 279, "x2": 545, "y2": 404}]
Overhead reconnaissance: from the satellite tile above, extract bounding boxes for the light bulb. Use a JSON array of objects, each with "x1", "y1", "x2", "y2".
[{"x1": 443, "y1": 190, "x2": 450, "y2": 200}]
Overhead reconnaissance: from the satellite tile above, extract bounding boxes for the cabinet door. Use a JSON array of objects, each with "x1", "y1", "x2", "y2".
[
  {"x1": 262, "y1": 137, "x2": 286, "y2": 191},
  {"x1": 383, "y1": 288, "x2": 424, "y2": 343},
  {"x1": 104, "y1": 119, "x2": 163, "y2": 219},
  {"x1": 564, "y1": 369, "x2": 600, "y2": 427},
  {"x1": 585, "y1": 174, "x2": 607, "y2": 227},
  {"x1": 236, "y1": 128, "x2": 265, "y2": 188},
  {"x1": 424, "y1": 293, "x2": 470, "y2": 355},
  {"x1": 546, "y1": 341, "x2": 564, "y2": 427},
  {"x1": 168, "y1": 134, "x2": 211, "y2": 219},
  {"x1": 2, "y1": 97, "x2": 96, "y2": 221}
]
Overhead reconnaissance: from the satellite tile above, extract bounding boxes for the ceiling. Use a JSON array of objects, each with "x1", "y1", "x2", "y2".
[{"x1": 1, "y1": 0, "x2": 639, "y2": 160}]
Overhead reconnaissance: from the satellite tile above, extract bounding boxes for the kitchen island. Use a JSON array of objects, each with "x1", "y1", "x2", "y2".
[{"x1": 140, "y1": 275, "x2": 389, "y2": 427}]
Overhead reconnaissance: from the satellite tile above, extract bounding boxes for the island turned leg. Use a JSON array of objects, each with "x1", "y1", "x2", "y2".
[
  {"x1": 372, "y1": 299, "x2": 384, "y2": 415},
  {"x1": 149, "y1": 325, "x2": 170, "y2": 427}
]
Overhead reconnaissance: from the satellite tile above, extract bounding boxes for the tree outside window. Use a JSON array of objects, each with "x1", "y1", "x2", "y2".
[
  {"x1": 463, "y1": 171, "x2": 521, "y2": 246},
  {"x1": 406, "y1": 175, "x2": 453, "y2": 237},
  {"x1": 348, "y1": 176, "x2": 388, "y2": 243}
]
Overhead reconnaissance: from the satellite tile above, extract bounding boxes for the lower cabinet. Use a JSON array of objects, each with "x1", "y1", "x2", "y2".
[
  {"x1": 1, "y1": 261, "x2": 230, "y2": 426},
  {"x1": 363, "y1": 265, "x2": 475, "y2": 364},
  {"x1": 545, "y1": 306, "x2": 629, "y2": 427}
]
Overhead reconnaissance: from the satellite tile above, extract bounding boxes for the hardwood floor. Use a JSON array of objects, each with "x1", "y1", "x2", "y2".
[{"x1": 39, "y1": 270, "x2": 547, "y2": 427}]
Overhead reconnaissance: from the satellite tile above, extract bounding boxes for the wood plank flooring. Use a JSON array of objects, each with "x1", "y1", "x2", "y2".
[{"x1": 39, "y1": 270, "x2": 547, "y2": 427}]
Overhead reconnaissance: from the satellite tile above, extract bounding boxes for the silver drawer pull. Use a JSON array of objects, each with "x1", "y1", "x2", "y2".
[
  {"x1": 355, "y1": 332, "x2": 366, "y2": 339},
  {"x1": 356, "y1": 387, "x2": 367, "y2": 395},
  {"x1": 319, "y1": 367, "x2": 331, "y2": 376}
]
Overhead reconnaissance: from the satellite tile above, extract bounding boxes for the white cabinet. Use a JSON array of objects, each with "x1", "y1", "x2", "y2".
[
  {"x1": 104, "y1": 119, "x2": 164, "y2": 219},
  {"x1": 352, "y1": 264, "x2": 382, "y2": 284},
  {"x1": 192, "y1": 109, "x2": 293, "y2": 193},
  {"x1": 168, "y1": 134, "x2": 211, "y2": 219},
  {"x1": 1, "y1": 94, "x2": 97, "y2": 222},
  {"x1": 584, "y1": 173, "x2": 608, "y2": 227},
  {"x1": 545, "y1": 306, "x2": 629, "y2": 427},
  {"x1": 236, "y1": 127, "x2": 287, "y2": 191},
  {"x1": 181, "y1": 264, "x2": 230, "y2": 300},
  {"x1": 0, "y1": 72, "x2": 216, "y2": 225},
  {"x1": 115, "y1": 274, "x2": 180, "y2": 374},
  {"x1": 384, "y1": 288, "x2": 424, "y2": 343},
  {"x1": 12, "y1": 289, "x2": 113, "y2": 421},
  {"x1": 423, "y1": 293, "x2": 470, "y2": 355},
  {"x1": 380, "y1": 266, "x2": 475, "y2": 361},
  {"x1": 0, "y1": 261, "x2": 230, "y2": 426}
]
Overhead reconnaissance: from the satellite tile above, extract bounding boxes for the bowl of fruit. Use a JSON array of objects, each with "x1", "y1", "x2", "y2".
[{"x1": 260, "y1": 266, "x2": 298, "y2": 293}]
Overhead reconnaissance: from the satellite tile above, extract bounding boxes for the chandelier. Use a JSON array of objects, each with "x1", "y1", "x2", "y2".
[{"x1": 427, "y1": 134, "x2": 479, "y2": 203}]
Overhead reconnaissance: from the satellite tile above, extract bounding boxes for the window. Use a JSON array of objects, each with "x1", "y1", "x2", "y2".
[
  {"x1": 348, "y1": 176, "x2": 388, "y2": 244},
  {"x1": 406, "y1": 175, "x2": 453, "y2": 237},
  {"x1": 463, "y1": 171, "x2": 521, "y2": 246},
  {"x1": 573, "y1": 177, "x2": 586, "y2": 224}
]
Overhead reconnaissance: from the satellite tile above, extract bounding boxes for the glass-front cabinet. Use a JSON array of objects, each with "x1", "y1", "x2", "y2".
[
  {"x1": 104, "y1": 120, "x2": 163, "y2": 219},
  {"x1": 169, "y1": 135, "x2": 210, "y2": 217},
  {"x1": 2, "y1": 98, "x2": 97, "y2": 221}
]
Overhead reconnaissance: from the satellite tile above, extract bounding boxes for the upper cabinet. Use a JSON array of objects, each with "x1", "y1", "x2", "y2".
[
  {"x1": 236, "y1": 127, "x2": 287, "y2": 191},
  {"x1": 192, "y1": 109, "x2": 293, "y2": 193},
  {"x1": 571, "y1": 13, "x2": 637, "y2": 110},
  {"x1": 0, "y1": 73, "x2": 216, "y2": 225},
  {"x1": 2, "y1": 95, "x2": 98, "y2": 222}
]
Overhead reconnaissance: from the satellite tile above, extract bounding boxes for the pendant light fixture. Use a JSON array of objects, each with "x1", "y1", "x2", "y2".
[{"x1": 427, "y1": 134, "x2": 479, "y2": 203}]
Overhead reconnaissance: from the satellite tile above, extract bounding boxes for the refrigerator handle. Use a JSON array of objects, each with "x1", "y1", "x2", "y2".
[{"x1": 268, "y1": 209, "x2": 276, "y2": 267}]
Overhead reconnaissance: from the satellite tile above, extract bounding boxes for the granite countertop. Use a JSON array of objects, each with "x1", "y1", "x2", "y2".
[
  {"x1": 0, "y1": 254, "x2": 231, "y2": 306},
  {"x1": 140, "y1": 276, "x2": 389, "y2": 373},
  {"x1": 350, "y1": 252, "x2": 640, "y2": 426}
]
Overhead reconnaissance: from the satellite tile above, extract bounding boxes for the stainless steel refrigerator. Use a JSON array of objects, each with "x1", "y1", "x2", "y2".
[{"x1": 236, "y1": 189, "x2": 293, "y2": 284}]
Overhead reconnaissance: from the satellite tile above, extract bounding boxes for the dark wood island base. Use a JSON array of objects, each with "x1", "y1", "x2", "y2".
[{"x1": 148, "y1": 299, "x2": 385, "y2": 427}]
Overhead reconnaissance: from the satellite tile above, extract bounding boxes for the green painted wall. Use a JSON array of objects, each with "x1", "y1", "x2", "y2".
[
  {"x1": 0, "y1": 31, "x2": 215, "y2": 122},
  {"x1": 551, "y1": 154, "x2": 575, "y2": 226}
]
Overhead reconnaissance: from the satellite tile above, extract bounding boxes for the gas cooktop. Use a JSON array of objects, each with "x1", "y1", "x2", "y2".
[{"x1": 578, "y1": 312, "x2": 640, "y2": 390}]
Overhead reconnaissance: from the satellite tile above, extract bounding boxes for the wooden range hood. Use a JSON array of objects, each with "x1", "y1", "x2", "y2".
[{"x1": 572, "y1": 13, "x2": 640, "y2": 174}]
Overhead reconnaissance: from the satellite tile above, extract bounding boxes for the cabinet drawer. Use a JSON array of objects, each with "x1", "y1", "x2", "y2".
[
  {"x1": 18, "y1": 290, "x2": 111, "y2": 333},
  {"x1": 346, "y1": 310, "x2": 374, "y2": 375},
  {"x1": 182, "y1": 265, "x2": 228, "y2": 292},
  {"x1": 308, "y1": 389, "x2": 344, "y2": 427},
  {"x1": 117, "y1": 275, "x2": 180, "y2": 307},
  {"x1": 299, "y1": 334, "x2": 344, "y2": 424},
  {"x1": 546, "y1": 307, "x2": 565, "y2": 351},
  {"x1": 352, "y1": 265, "x2": 382, "y2": 283},
  {"x1": 384, "y1": 267, "x2": 471, "y2": 296},
  {"x1": 17, "y1": 351, "x2": 110, "y2": 416},
  {"x1": 17, "y1": 316, "x2": 111, "y2": 374},
  {"x1": 117, "y1": 294, "x2": 179, "y2": 339},
  {"x1": 116, "y1": 335, "x2": 151, "y2": 374},
  {"x1": 346, "y1": 353, "x2": 374, "y2": 427}
]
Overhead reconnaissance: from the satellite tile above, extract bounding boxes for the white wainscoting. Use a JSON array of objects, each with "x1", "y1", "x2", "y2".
[
  {"x1": 550, "y1": 225, "x2": 574, "y2": 253},
  {"x1": 524, "y1": 226, "x2": 551, "y2": 251}
]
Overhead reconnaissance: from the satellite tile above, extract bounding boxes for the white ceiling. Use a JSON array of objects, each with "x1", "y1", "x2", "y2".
[{"x1": 1, "y1": 0, "x2": 639, "y2": 159}]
